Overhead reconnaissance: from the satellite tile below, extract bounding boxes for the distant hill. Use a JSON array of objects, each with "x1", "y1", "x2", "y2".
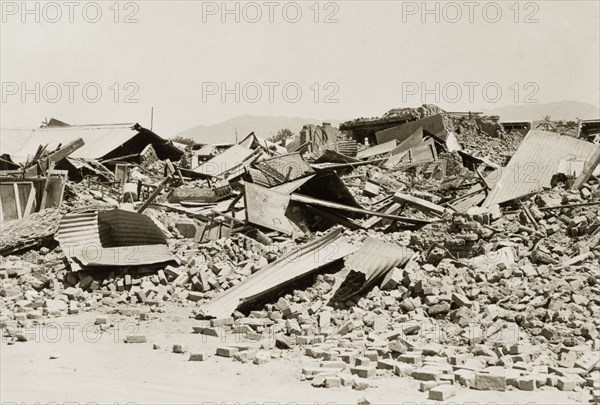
[
  {"x1": 174, "y1": 115, "x2": 342, "y2": 144},
  {"x1": 483, "y1": 101, "x2": 600, "y2": 121}
]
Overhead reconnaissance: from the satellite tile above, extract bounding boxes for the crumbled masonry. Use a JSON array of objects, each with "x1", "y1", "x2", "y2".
[{"x1": 1, "y1": 105, "x2": 600, "y2": 402}]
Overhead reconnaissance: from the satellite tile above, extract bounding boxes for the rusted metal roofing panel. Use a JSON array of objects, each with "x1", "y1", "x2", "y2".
[
  {"x1": 193, "y1": 145, "x2": 255, "y2": 177},
  {"x1": 200, "y1": 228, "x2": 358, "y2": 318},
  {"x1": 376, "y1": 114, "x2": 447, "y2": 144},
  {"x1": 483, "y1": 130, "x2": 600, "y2": 207},
  {"x1": 55, "y1": 209, "x2": 176, "y2": 270}
]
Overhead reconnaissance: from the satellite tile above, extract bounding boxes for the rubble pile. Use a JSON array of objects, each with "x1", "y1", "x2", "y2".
[{"x1": 1, "y1": 105, "x2": 599, "y2": 402}]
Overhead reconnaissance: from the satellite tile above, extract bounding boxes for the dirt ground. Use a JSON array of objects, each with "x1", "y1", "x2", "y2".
[{"x1": 1, "y1": 308, "x2": 590, "y2": 405}]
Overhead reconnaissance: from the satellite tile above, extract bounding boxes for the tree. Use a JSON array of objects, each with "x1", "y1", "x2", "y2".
[
  {"x1": 269, "y1": 128, "x2": 294, "y2": 143},
  {"x1": 171, "y1": 136, "x2": 196, "y2": 146}
]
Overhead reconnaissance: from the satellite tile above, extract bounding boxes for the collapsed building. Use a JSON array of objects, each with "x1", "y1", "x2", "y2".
[{"x1": 1, "y1": 105, "x2": 600, "y2": 402}]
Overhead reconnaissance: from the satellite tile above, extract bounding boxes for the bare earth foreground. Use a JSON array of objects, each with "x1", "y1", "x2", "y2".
[{"x1": 1, "y1": 309, "x2": 587, "y2": 405}]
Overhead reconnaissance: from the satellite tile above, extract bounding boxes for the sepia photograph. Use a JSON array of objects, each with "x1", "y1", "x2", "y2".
[{"x1": 1, "y1": 1, "x2": 600, "y2": 404}]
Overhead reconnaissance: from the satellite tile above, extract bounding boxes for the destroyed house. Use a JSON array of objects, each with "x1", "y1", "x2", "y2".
[{"x1": 0, "y1": 122, "x2": 183, "y2": 166}]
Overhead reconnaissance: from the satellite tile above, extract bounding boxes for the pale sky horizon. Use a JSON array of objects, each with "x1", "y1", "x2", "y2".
[{"x1": 1, "y1": 0, "x2": 599, "y2": 137}]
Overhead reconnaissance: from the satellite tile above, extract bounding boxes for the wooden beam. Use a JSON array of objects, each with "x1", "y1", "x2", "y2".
[
  {"x1": 290, "y1": 193, "x2": 434, "y2": 225},
  {"x1": 393, "y1": 192, "x2": 450, "y2": 216}
]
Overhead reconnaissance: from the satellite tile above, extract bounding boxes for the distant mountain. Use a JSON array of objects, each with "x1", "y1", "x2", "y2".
[
  {"x1": 483, "y1": 101, "x2": 600, "y2": 121},
  {"x1": 174, "y1": 115, "x2": 342, "y2": 144}
]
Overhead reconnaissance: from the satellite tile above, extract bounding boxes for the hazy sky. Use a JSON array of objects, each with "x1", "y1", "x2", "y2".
[{"x1": 1, "y1": 0, "x2": 599, "y2": 136}]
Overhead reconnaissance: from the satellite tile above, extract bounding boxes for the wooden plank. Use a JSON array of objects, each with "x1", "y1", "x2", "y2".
[
  {"x1": 392, "y1": 192, "x2": 449, "y2": 215},
  {"x1": 290, "y1": 193, "x2": 434, "y2": 225},
  {"x1": 39, "y1": 162, "x2": 55, "y2": 210},
  {"x1": 0, "y1": 183, "x2": 19, "y2": 221},
  {"x1": 244, "y1": 183, "x2": 304, "y2": 237},
  {"x1": 13, "y1": 183, "x2": 22, "y2": 219},
  {"x1": 25, "y1": 138, "x2": 84, "y2": 176},
  {"x1": 572, "y1": 146, "x2": 600, "y2": 190},
  {"x1": 23, "y1": 185, "x2": 36, "y2": 217}
]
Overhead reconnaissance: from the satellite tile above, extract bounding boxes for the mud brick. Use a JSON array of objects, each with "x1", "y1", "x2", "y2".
[
  {"x1": 210, "y1": 317, "x2": 234, "y2": 327},
  {"x1": 95, "y1": 315, "x2": 108, "y2": 325},
  {"x1": 557, "y1": 376, "x2": 577, "y2": 391},
  {"x1": 116, "y1": 279, "x2": 125, "y2": 291},
  {"x1": 172, "y1": 344, "x2": 187, "y2": 353},
  {"x1": 351, "y1": 366, "x2": 376, "y2": 378},
  {"x1": 352, "y1": 376, "x2": 370, "y2": 390},
  {"x1": 125, "y1": 335, "x2": 147, "y2": 343},
  {"x1": 324, "y1": 375, "x2": 342, "y2": 388},
  {"x1": 216, "y1": 346, "x2": 238, "y2": 357},
  {"x1": 389, "y1": 340, "x2": 408, "y2": 354},
  {"x1": 428, "y1": 384, "x2": 456, "y2": 401},
  {"x1": 454, "y1": 369, "x2": 476, "y2": 387},
  {"x1": 364, "y1": 350, "x2": 379, "y2": 362},
  {"x1": 412, "y1": 368, "x2": 442, "y2": 381},
  {"x1": 355, "y1": 356, "x2": 371, "y2": 366},
  {"x1": 322, "y1": 351, "x2": 339, "y2": 361},
  {"x1": 517, "y1": 376, "x2": 536, "y2": 391},
  {"x1": 575, "y1": 352, "x2": 600, "y2": 373},
  {"x1": 305, "y1": 347, "x2": 325, "y2": 358},
  {"x1": 189, "y1": 352, "x2": 208, "y2": 361},
  {"x1": 311, "y1": 375, "x2": 325, "y2": 387},
  {"x1": 340, "y1": 352, "x2": 358, "y2": 364},
  {"x1": 320, "y1": 360, "x2": 346, "y2": 369},
  {"x1": 164, "y1": 265, "x2": 182, "y2": 278},
  {"x1": 254, "y1": 350, "x2": 271, "y2": 364},
  {"x1": 296, "y1": 335, "x2": 312, "y2": 345},
  {"x1": 394, "y1": 363, "x2": 415, "y2": 377},
  {"x1": 450, "y1": 353, "x2": 473, "y2": 365},
  {"x1": 302, "y1": 367, "x2": 341, "y2": 376},
  {"x1": 186, "y1": 291, "x2": 203, "y2": 302},
  {"x1": 233, "y1": 350, "x2": 257, "y2": 363},
  {"x1": 192, "y1": 325, "x2": 222, "y2": 337},
  {"x1": 419, "y1": 381, "x2": 440, "y2": 391},
  {"x1": 474, "y1": 372, "x2": 506, "y2": 391},
  {"x1": 399, "y1": 352, "x2": 423, "y2": 365},
  {"x1": 451, "y1": 293, "x2": 472, "y2": 308},
  {"x1": 510, "y1": 343, "x2": 532, "y2": 355},
  {"x1": 281, "y1": 303, "x2": 302, "y2": 317},
  {"x1": 124, "y1": 274, "x2": 132, "y2": 287},
  {"x1": 135, "y1": 290, "x2": 147, "y2": 304},
  {"x1": 339, "y1": 373, "x2": 354, "y2": 386},
  {"x1": 377, "y1": 359, "x2": 397, "y2": 370},
  {"x1": 156, "y1": 269, "x2": 167, "y2": 285}
]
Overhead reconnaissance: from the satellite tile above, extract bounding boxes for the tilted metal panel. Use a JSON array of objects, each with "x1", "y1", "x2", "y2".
[
  {"x1": 193, "y1": 145, "x2": 255, "y2": 177},
  {"x1": 376, "y1": 114, "x2": 447, "y2": 144},
  {"x1": 483, "y1": 130, "x2": 600, "y2": 206},
  {"x1": 345, "y1": 238, "x2": 413, "y2": 289},
  {"x1": 200, "y1": 228, "x2": 359, "y2": 318}
]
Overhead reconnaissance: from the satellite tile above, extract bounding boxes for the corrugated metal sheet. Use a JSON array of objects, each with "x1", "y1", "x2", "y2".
[
  {"x1": 483, "y1": 130, "x2": 600, "y2": 206},
  {"x1": 239, "y1": 133, "x2": 287, "y2": 155},
  {"x1": 254, "y1": 152, "x2": 314, "y2": 184},
  {"x1": 356, "y1": 140, "x2": 397, "y2": 159},
  {"x1": 1, "y1": 124, "x2": 136, "y2": 162},
  {"x1": 55, "y1": 209, "x2": 176, "y2": 270},
  {"x1": 345, "y1": 238, "x2": 413, "y2": 293},
  {"x1": 193, "y1": 144, "x2": 255, "y2": 177},
  {"x1": 376, "y1": 114, "x2": 447, "y2": 144},
  {"x1": 200, "y1": 228, "x2": 358, "y2": 318}
]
